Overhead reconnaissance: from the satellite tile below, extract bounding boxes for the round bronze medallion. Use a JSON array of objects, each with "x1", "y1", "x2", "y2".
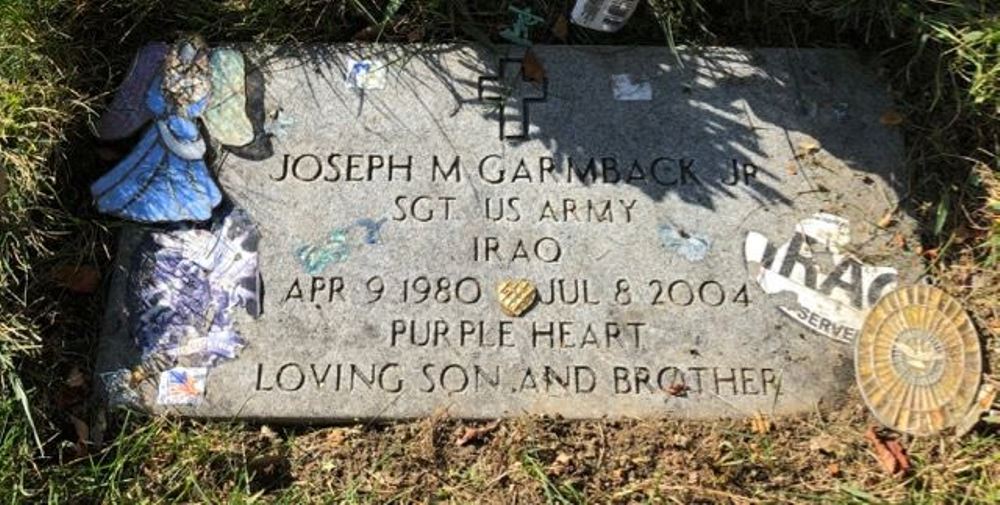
[{"x1": 855, "y1": 285, "x2": 983, "y2": 436}]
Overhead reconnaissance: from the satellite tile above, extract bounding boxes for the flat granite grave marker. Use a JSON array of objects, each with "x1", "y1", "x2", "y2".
[{"x1": 95, "y1": 44, "x2": 922, "y2": 421}]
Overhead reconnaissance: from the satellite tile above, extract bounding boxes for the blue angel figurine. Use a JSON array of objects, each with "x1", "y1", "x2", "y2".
[{"x1": 92, "y1": 38, "x2": 257, "y2": 223}]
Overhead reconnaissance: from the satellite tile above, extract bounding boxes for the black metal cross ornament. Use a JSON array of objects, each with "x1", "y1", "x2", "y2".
[{"x1": 477, "y1": 57, "x2": 549, "y2": 141}]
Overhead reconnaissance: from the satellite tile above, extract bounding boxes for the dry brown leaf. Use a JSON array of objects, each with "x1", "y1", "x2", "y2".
[
  {"x1": 886, "y1": 439, "x2": 910, "y2": 473},
  {"x1": 259, "y1": 424, "x2": 279, "y2": 442},
  {"x1": 456, "y1": 420, "x2": 501, "y2": 446},
  {"x1": 664, "y1": 383, "x2": 688, "y2": 397},
  {"x1": 865, "y1": 426, "x2": 910, "y2": 476},
  {"x1": 877, "y1": 209, "x2": 895, "y2": 228},
  {"x1": 406, "y1": 26, "x2": 425, "y2": 42},
  {"x1": 352, "y1": 25, "x2": 377, "y2": 41},
  {"x1": 880, "y1": 109, "x2": 904, "y2": 126},
  {"x1": 66, "y1": 367, "x2": 87, "y2": 388},
  {"x1": 798, "y1": 140, "x2": 821, "y2": 155},
  {"x1": 826, "y1": 462, "x2": 841, "y2": 477},
  {"x1": 522, "y1": 49, "x2": 546, "y2": 84},
  {"x1": 549, "y1": 452, "x2": 573, "y2": 476},
  {"x1": 69, "y1": 414, "x2": 90, "y2": 457},
  {"x1": 52, "y1": 265, "x2": 101, "y2": 294},
  {"x1": 670, "y1": 433, "x2": 691, "y2": 449},
  {"x1": 785, "y1": 160, "x2": 799, "y2": 176},
  {"x1": 552, "y1": 14, "x2": 569, "y2": 42},
  {"x1": 55, "y1": 366, "x2": 89, "y2": 410},
  {"x1": 807, "y1": 434, "x2": 845, "y2": 456},
  {"x1": 891, "y1": 232, "x2": 907, "y2": 250},
  {"x1": 129, "y1": 367, "x2": 150, "y2": 386},
  {"x1": 953, "y1": 223, "x2": 974, "y2": 244},
  {"x1": 324, "y1": 427, "x2": 354, "y2": 448},
  {"x1": 749, "y1": 412, "x2": 773, "y2": 434}
]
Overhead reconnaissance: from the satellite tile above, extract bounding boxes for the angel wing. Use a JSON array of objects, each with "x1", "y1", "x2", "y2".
[
  {"x1": 202, "y1": 48, "x2": 255, "y2": 147},
  {"x1": 98, "y1": 43, "x2": 168, "y2": 140}
]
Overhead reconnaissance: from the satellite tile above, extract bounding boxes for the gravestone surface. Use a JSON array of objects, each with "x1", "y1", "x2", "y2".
[{"x1": 96, "y1": 44, "x2": 921, "y2": 421}]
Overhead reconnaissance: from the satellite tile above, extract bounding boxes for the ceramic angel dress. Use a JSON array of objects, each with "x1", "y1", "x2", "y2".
[{"x1": 91, "y1": 39, "x2": 256, "y2": 223}]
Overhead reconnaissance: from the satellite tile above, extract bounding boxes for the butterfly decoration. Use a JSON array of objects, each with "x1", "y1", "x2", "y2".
[
  {"x1": 296, "y1": 227, "x2": 350, "y2": 275},
  {"x1": 128, "y1": 203, "x2": 261, "y2": 368},
  {"x1": 293, "y1": 218, "x2": 387, "y2": 275},
  {"x1": 92, "y1": 37, "x2": 264, "y2": 223}
]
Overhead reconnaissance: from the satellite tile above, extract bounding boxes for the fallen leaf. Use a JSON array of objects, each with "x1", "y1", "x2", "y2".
[
  {"x1": 798, "y1": 140, "x2": 821, "y2": 155},
  {"x1": 749, "y1": 412, "x2": 773, "y2": 434},
  {"x1": 865, "y1": 426, "x2": 910, "y2": 476},
  {"x1": 891, "y1": 232, "x2": 907, "y2": 250},
  {"x1": 670, "y1": 434, "x2": 691, "y2": 449},
  {"x1": 827, "y1": 462, "x2": 841, "y2": 477},
  {"x1": 877, "y1": 209, "x2": 895, "y2": 228},
  {"x1": 248, "y1": 451, "x2": 290, "y2": 484},
  {"x1": 785, "y1": 160, "x2": 799, "y2": 176},
  {"x1": 665, "y1": 383, "x2": 688, "y2": 397},
  {"x1": 55, "y1": 367, "x2": 89, "y2": 409},
  {"x1": 66, "y1": 367, "x2": 87, "y2": 388},
  {"x1": 552, "y1": 14, "x2": 569, "y2": 42},
  {"x1": 880, "y1": 109, "x2": 904, "y2": 126},
  {"x1": 324, "y1": 427, "x2": 354, "y2": 449},
  {"x1": 549, "y1": 452, "x2": 573, "y2": 476},
  {"x1": 687, "y1": 471, "x2": 700, "y2": 485},
  {"x1": 808, "y1": 434, "x2": 845, "y2": 456},
  {"x1": 259, "y1": 424, "x2": 279, "y2": 442},
  {"x1": 521, "y1": 49, "x2": 546, "y2": 84},
  {"x1": 456, "y1": 420, "x2": 501, "y2": 446},
  {"x1": 406, "y1": 26, "x2": 425, "y2": 42},
  {"x1": 51, "y1": 265, "x2": 101, "y2": 294},
  {"x1": 352, "y1": 25, "x2": 378, "y2": 41},
  {"x1": 886, "y1": 438, "x2": 911, "y2": 473},
  {"x1": 953, "y1": 223, "x2": 973, "y2": 244},
  {"x1": 69, "y1": 414, "x2": 90, "y2": 457},
  {"x1": 129, "y1": 367, "x2": 150, "y2": 386}
]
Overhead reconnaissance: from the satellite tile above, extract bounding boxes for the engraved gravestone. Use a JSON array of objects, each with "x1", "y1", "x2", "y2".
[{"x1": 95, "y1": 44, "x2": 921, "y2": 420}]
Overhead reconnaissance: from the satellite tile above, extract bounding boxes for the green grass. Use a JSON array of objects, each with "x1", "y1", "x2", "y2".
[
  {"x1": 907, "y1": 2, "x2": 1000, "y2": 113},
  {"x1": 0, "y1": 0, "x2": 998, "y2": 502},
  {"x1": 521, "y1": 448, "x2": 586, "y2": 504}
]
